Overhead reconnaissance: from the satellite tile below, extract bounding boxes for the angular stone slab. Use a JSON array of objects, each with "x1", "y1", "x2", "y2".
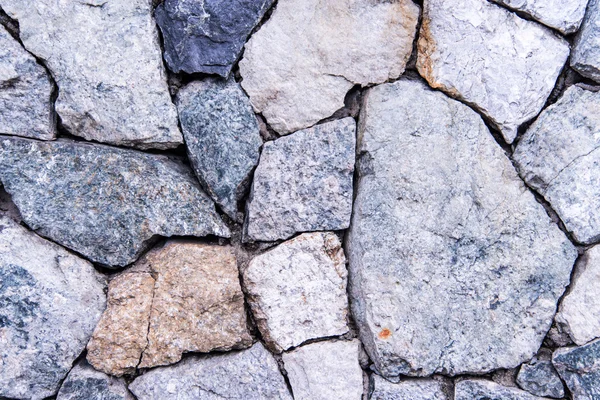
[
  {"x1": 0, "y1": 217, "x2": 106, "y2": 399},
  {"x1": 245, "y1": 118, "x2": 355, "y2": 241},
  {"x1": 243, "y1": 232, "x2": 349, "y2": 352},
  {"x1": 572, "y1": 0, "x2": 600, "y2": 82},
  {"x1": 514, "y1": 86, "x2": 600, "y2": 245},
  {"x1": 239, "y1": 0, "x2": 419, "y2": 134},
  {"x1": 371, "y1": 375, "x2": 450, "y2": 400},
  {"x1": 456, "y1": 379, "x2": 550, "y2": 400},
  {"x1": 155, "y1": 0, "x2": 275, "y2": 76},
  {"x1": 0, "y1": 137, "x2": 230, "y2": 267},
  {"x1": 129, "y1": 343, "x2": 293, "y2": 400},
  {"x1": 517, "y1": 358, "x2": 565, "y2": 398},
  {"x1": 0, "y1": 0, "x2": 181, "y2": 149},
  {"x1": 417, "y1": 0, "x2": 569, "y2": 143},
  {"x1": 347, "y1": 79, "x2": 577, "y2": 378},
  {"x1": 57, "y1": 360, "x2": 133, "y2": 400},
  {"x1": 177, "y1": 78, "x2": 262, "y2": 221},
  {"x1": 553, "y1": 339, "x2": 600, "y2": 400},
  {"x1": 0, "y1": 25, "x2": 55, "y2": 140}
]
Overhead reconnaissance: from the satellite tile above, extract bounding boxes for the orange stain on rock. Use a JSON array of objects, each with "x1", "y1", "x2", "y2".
[{"x1": 378, "y1": 328, "x2": 392, "y2": 340}]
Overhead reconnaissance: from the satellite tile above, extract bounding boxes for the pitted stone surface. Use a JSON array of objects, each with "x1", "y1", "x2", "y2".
[
  {"x1": 553, "y1": 339, "x2": 600, "y2": 400},
  {"x1": 57, "y1": 360, "x2": 133, "y2": 400},
  {"x1": 572, "y1": 0, "x2": 600, "y2": 82},
  {"x1": 347, "y1": 79, "x2": 576, "y2": 378},
  {"x1": 456, "y1": 379, "x2": 550, "y2": 400},
  {"x1": 417, "y1": 0, "x2": 569, "y2": 143},
  {"x1": 371, "y1": 375, "x2": 450, "y2": 400},
  {"x1": 517, "y1": 358, "x2": 565, "y2": 398}
]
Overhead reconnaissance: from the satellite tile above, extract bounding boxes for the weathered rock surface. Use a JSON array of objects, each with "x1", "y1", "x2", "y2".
[
  {"x1": 243, "y1": 232, "x2": 349, "y2": 352},
  {"x1": 371, "y1": 375, "x2": 450, "y2": 400},
  {"x1": 245, "y1": 118, "x2": 355, "y2": 241},
  {"x1": 514, "y1": 86, "x2": 600, "y2": 245},
  {"x1": 129, "y1": 343, "x2": 292, "y2": 400},
  {"x1": 517, "y1": 355, "x2": 564, "y2": 398},
  {"x1": 417, "y1": 0, "x2": 569, "y2": 143},
  {"x1": 456, "y1": 379, "x2": 549, "y2": 400},
  {"x1": 347, "y1": 79, "x2": 577, "y2": 378},
  {"x1": 553, "y1": 339, "x2": 600, "y2": 400},
  {"x1": 0, "y1": 137, "x2": 229, "y2": 267},
  {"x1": 57, "y1": 360, "x2": 133, "y2": 400},
  {"x1": 0, "y1": 217, "x2": 106, "y2": 399},
  {"x1": 0, "y1": 0, "x2": 181, "y2": 149},
  {"x1": 572, "y1": 0, "x2": 600, "y2": 82},
  {"x1": 239, "y1": 0, "x2": 419, "y2": 134},
  {"x1": 0, "y1": 24, "x2": 55, "y2": 140},
  {"x1": 155, "y1": 0, "x2": 275, "y2": 76},
  {"x1": 282, "y1": 340, "x2": 363, "y2": 400},
  {"x1": 177, "y1": 78, "x2": 262, "y2": 221},
  {"x1": 490, "y1": 0, "x2": 588, "y2": 34}
]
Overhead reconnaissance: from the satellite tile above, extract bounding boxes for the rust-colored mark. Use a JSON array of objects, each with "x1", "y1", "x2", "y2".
[{"x1": 378, "y1": 328, "x2": 392, "y2": 340}]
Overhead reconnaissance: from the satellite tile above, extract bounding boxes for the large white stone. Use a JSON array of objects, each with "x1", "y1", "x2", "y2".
[{"x1": 571, "y1": 0, "x2": 600, "y2": 82}]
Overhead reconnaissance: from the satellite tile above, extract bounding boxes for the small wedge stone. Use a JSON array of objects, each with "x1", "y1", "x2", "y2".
[
  {"x1": 57, "y1": 360, "x2": 133, "y2": 400},
  {"x1": 517, "y1": 358, "x2": 565, "y2": 398},
  {"x1": 572, "y1": 0, "x2": 600, "y2": 82},
  {"x1": 371, "y1": 375, "x2": 450, "y2": 400}
]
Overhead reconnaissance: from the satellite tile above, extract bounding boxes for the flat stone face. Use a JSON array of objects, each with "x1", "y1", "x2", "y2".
[
  {"x1": 282, "y1": 340, "x2": 363, "y2": 400},
  {"x1": 177, "y1": 78, "x2": 262, "y2": 221},
  {"x1": 517, "y1": 359, "x2": 565, "y2": 398},
  {"x1": 0, "y1": 217, "x2": 106, "y2": 400},
  {"x1": 155, "y1": 0, "x2": 275, "y2": 76},
  {"x1": 371, "y1": 375, "x2": 450, "y2": 400},
  {"x1": 417, "y1": 0, "x2": 569, "y2": 143},
  {"x1": 0, "y1": 0, "x2": 181, "y2": 149},
  {"x1": 243, "y1": 232, "x2": 349, "y2": 352},
  {"x1": 572, "y1": 0, "x2": 600, "y2": 82},
  {"x1": 0, "y1": 25, "x2": 55, "y2": 140},
  {"x1": 553, "y1": 339, "x2": 600, "y2": 400},
  {"x1": 456, "y1": 379, "x2": 548, "y2": 400},
  {"x1": 239, "y1": 0, "x2": 419, "y2": 134},
  {"x1": 347, "y1": 79, "x2": 577, "y2": 378},
  {"x1": 57, "y1": 360, "x2": 133, "y2": 400},
  {"x1": 245, "y1": 118, "x2": 355, "y2": 241},
  {"x1": 129, "y1": 343, "x2": 293, "y2": 400},
  {"x1": 0, "y1": 137, "x2": 230, "y2": 267},
  {"x1": 514, "y1": 86, "x2": 600, "y2": 245}
]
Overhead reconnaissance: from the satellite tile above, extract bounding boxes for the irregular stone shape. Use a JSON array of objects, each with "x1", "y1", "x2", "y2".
[
  {"x1": 0, "y1": 137, "x2": 230, "y2": 267},
  {"x1": 239, "y1": 0, "x2": 419, "y2": 134},
  {"x1": 0, "y1": 217, "x2": 106, "y2": 399},
  {"x1": 155, "y1": 0, "x2": 275, "y2": 76},
  {"x1": 282, "y1": 340, "x2": 363, "y2": 400},
  {"x1": 129, "y1": 343, "x2": 292, "y2": 400},
  {"x1": 456, "y1": 379, "x2": 549, "y2": 400},
  {"x1": 0, "y1": 0, "x2": 181, "y2": 149},
  {"x1": 517, "y1": 359, "x2": 565, "y2": 398},
  {"x1": 0, "y1": 24, "x2": 55, "y2": 140},
  {"x1": 553, "y1": 339, "x2": 600, "y2": 400},
  {"x1": 177, "y1": 78, "x2": 262, "y2": 221},
  {"x1": 572, "y1": 0, "x2": 600, "y2": 82},
  {"x1": 57, "y1": 360, "x2": 133, "y2": 400},
  {"x1": 417, "y1": 0, "x2": 569, "y2": 143},
  {"x1": 490, "y1": 0, "x2": 588, "y2": 34},
  {"x1": 514, "y1": 86, "x2": 600, "y2": 244},
  {"x1": 245, "y1": 118, "x2": 355, "y2": 241},
  {"x1": 347, "y1": 79, "x2": 577, "y2": 378},
  {"x1": 243, "y1": 232, "x2": 349, "y2": 352},
  {"x1": 371, "y1": 375, "x2": 450, "y2": 400}
]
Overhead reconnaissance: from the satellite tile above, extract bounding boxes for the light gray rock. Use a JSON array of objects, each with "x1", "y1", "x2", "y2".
[
  {"x1": 456, "y1": 379, "x2": 550, "y2": 400},
  {"x1": 176, "y1": 78, "x2": 262, "y2": 221},
  {"x1": 371, "y1": 375, "x2": 450, "y2": 400},
  {"x1": 0, "y1": 137, "x2": 229, "y2": 267},
  {"x1": 243, "y1": 232, "x2": 349, "y2": 352},
  {"x1": 572, "y1": 0, "x2": 600, "y2": 82},
  {"x1": 514, "y1": 86, "x2": 600, "y2": 244},
  {"x1": 129, "y1": 343, "x2": 292, "y2": 400},
  {"x1": 517, "y1": 358, "x2": 565, "y2": 398},
  {"x1": 347, "y1": 79, "x2": 577, "y2": 378},
  {"x1": 0, "y1": 217, "x2": 106, "y2": 400},
  {"x1": 417, "y1": 0, "x2": 569, "y2": 143},
  {"x1": 57, "y1": 360, "x2": 133, "y2": 400},
  {"x1": 245, "y1": 118, "x2": 355, "y2": 242},
  {"x1": 0, "y1": 0, "x2": 181, "y2": 149},
  {"x1": 553, "y1": 339, "x2": 600, "y2": 400},
  {"x1": 282, "y1": 340, "x2": 363, "y2": 400},
  {"x1": 0, "y1": 24, "x2": 55, "y2": 140},
  {"x1": 239, "y1": 0, "x2": 419, "y2": 134}
]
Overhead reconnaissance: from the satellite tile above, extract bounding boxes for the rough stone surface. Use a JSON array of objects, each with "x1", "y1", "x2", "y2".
[
  {"x1": 129, "y1": 343, "x2": 292, "y2": 400},
  {"x1": 282, "y1": 340, "x2": 363, "y2": 400},
  {"x1": 0, "y1": 137, "x2": 230, "y2": 267},
  {"x1": 517, "y1": 358, "x2": 564, "y2": 398},
  {"x1": 371, "y1": 375, "x2": 450, "y2": 400},
  {"x1": 245, "y1": 118, "x2": 355, "y2": 241},
  {"x1": 0, "y1": 24, "x2": 55, "y2": 140},
  {"x1": 347, "y1": 79, "x2": 577, "y2": 378},
  {"x1": 177, "y1": 78, "x2": 262, "y2": 221},
  {"x1": 57, "y1": 360, "x2": 133, "y2": 400},
  {"x1": 155, "y1": 0, "x2": 275, "y2": 76},
  {"x1": 0, "y1": 217, "x2": 106, "y2": 400},
  {"x1": 456, "y1": 379, "x2": 549, "y2": 400},
  {"x1": 243, "y1": 232, "x2": 349, "y2": 352},
  {"x1": 417, "y1": 0, "x2": 569, "y2": 143},
  {"x1": 514, "y1": 86, "x2": 600, "y2": 245},
  {"x1": 553, "y1": 339, "x2": 600, "y2": 400},
  {"x1": 0, "y1": 0, "x2": 181, "y2": 149},
  {"x1": 239, "y1": 0, "x2": 419, "y2": 134},
  {"x1": 572, "y1": 0, "x2": 600, "y2": 82}
]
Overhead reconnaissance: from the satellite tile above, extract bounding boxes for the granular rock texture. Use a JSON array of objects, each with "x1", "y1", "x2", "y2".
[
  {"x1": 0, "y1": 217, "x2": 106, "y2": 400},
  {"x1": 371, "y1": 375, "x2": 450, "y2": 400},
  {"x1": 455, "y1": 379, "x2": 548, "y2": 400},
  {"x1": 517, "y1": 358, "x2": 565, "y2": 398},
  {"x1": 571, "y1": 0, "x2": 600, "y2": 82},
  {"x1": 0, "y1": 0, "x2": 181, "y2": 149},
  {"x1": 239, "y1": 0, "x2": 419, "y2": 134},
  {"x1": 243, "y1": 232, "x2": 349, "y2": 352},
  {"x1": 0, "y1": 137, "x2": 229, "y2": 267},
  {"x1": 553, "y1": 339, "x2": 600, "y2": 399},
  {"x1": 347, "y1": 79, "x2": 577, "y2": 378},
  {"x1": 57, "y1": 360, "x2": 133, "y2": 400}
]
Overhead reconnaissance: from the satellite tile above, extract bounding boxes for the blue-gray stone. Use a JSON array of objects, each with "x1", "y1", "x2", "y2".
[
  {"x1": 517, "y1": 359, "x2": 564, "y2": 398},
  {"x1": 553, "y1": 339, "x2": 600, "y2": 400},
  {"x1": 57, "y1": 360, "x2": 133, "y2": 400}
]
